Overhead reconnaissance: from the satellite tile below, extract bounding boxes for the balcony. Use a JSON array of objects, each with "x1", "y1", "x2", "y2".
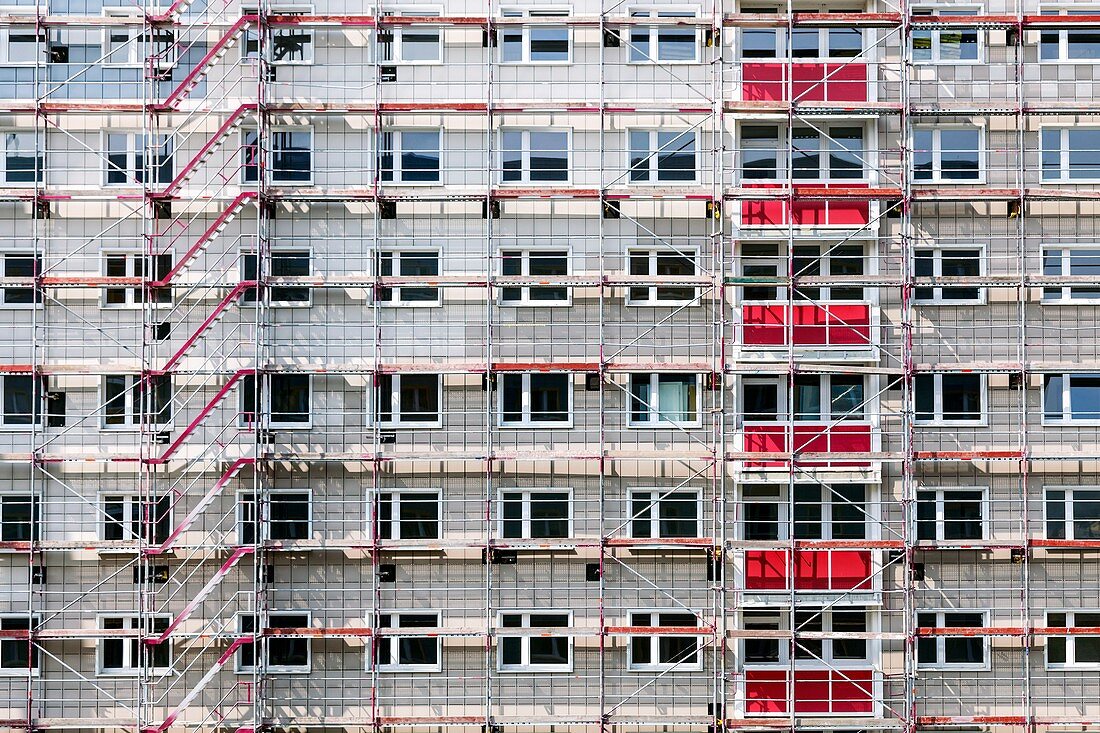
[
  {"x1": 738, "y1": 62, "x2": 870, "y2": 105},
  {"x1": 742, "y1": 668, "x2": 876, "y2": 716},
  {"x1": 742, "y1": 548, "x2": 875, "y2": 592}
]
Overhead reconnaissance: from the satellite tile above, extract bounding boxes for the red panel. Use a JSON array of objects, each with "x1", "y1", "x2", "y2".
[
  {"x1": 745, "y1": 669, "x2": 875, "y2": 716},
  {"x1": 739, "y1": 184, "x2": 871, "y2": 227},
  {"x1": 744, "y1": 549, "x2": 788, "y2": 590},
  {"x1": 741, "y1": 305, "x2": 786, "y2": 345},
  {"x1": 827, "y1": 550, "x2": 874, "y2": 591},
  {"x1": 825, "y1": 304, "x2": 872, "y2": 345},
  {"x1": 740, "y1": 63, "x2": 868, "y2": 103},
  {"x1": 794, "y1": 670, "x2": 832, "y2": 713},
  {"x1": 742, "y1": 304, "x2": 871, "y2": 347},
  {"x1": 741, "y1": 63, "x2": 786, "y2": 101},
  {"x1": 824, "y1": 670, "x2": 875, "y2": 713},
  {"x1": 744, "y1": 670, "x2": 788, "y2": 714}
]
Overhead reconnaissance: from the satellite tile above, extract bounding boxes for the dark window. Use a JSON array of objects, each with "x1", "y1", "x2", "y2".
[
  {"x1": 3, "y1": 254, "x2": 40, "y2": 305},
  {"x1": 0, "y1": 617, "x2": 36, "y2": 670},
  {"x1": 501, "y1": 491, "x2": 569, "y2": 539},
  {"x1": 742, "y1": 382, "x2": 778, "y2": 421},
  {"x1": 379, "y1": 492, "x2": 439, "y2": 540},
  {"x1": 1, "y1": 495, "x2": 36, "y2": 542},
  {"x1": 631, "y1": 490, "x2": 698, "y2": 539},
  {"x1": 2, "y1": 375, "x2": 38, "y2": 426},
  {"x1": 377, "y1": 374, "x2": 440, "y2": 424},
  {"x1": 377, "y1": 613, "x2": 439, "y2": 667},
  {"x1": 241, "y1": 251, "x2": 310, "y2": 303}
]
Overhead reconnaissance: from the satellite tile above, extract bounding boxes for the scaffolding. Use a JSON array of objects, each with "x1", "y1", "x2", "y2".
[{"x1": 3, "y1": 0, "x2": 1100, "y2": 732}]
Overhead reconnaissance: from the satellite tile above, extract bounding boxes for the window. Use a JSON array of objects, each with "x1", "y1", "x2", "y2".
[
  {"x1": 629, "y1": 129, "x2": 697, "y2": 183},
  {"x1": 240, "y1": 374, "x2": 311, "y2": 427},
  {"x1": 1045, "y1": 488, "x2": 1100, "y2": 540},
  {"x1": 1042, "y1": 127, "x2": 1100, "y2": 182},
  {"x1": 630, "y1": 489, "x2": 700, "y2": 538},
  {"x1": 5, "y1": 132, "x2": 40, "y2": 184},
  {"x1": 376, "y1": 374, "x2": 441, "y2": 426},
  {"x1": 913, "y1": 126, "x2": 982, "y2": 182},
  {"x1": 2, "y1": 253, "x2": 40, "y2": 306},
  {"x1": 741, "y1": 379, "x2": 779, "y2": 421},
  {"x1": 499, "y1": 9, "x2": 569, "y2": 63},
  {"x1": 378, "y1": 491, "x2": 439, "y2": 540},
  {"x1": 501, "y1": 129, "x2": 569, "y2": 183},
  {"x1": 102, "y1": 9, "x2": 142, "y2": 66},
  {"x1": 500, "y1": 489, "x2": 571, "y2": 539},
  {"x1": 241, "y1": 6, "x2": 260, "y2": 61},
  {"x1": 0, "y1": 616, "x2": 37, "y2": 673},
  {"x1": 499, "y1": 373, "x2": 571, "y2": 426},
  {"x1": 499, "y1": 249, "x2": 569, "y2": 304},
  {"x1": 241, "y1": 129, "x2": 312, "y2": 183},
  {"x1": 627, "y1": 247, "x2": 698, "y2": 305},
  {"x1": 628, "y1": 9, "x2": 697, "y2": 62},
  {"x1": 376, "y1": 612, "x2": 441, "y2": 670},
  {"x1": 917, "y1": 611, "x2": 987, "y2": 668},
  {"x1": 99, "y1": 616, "x2": 170, "y2": 674},
  {"x1": 0, "y1": 25, "x2": 40, "y2": 65},
  {"x1": 498, "y1": 612, "x2": 571, "y2": 671},
  {"x1": 629, "y1": 611, "x2": 701, "y2": 670},
  {"x1": 105, "y1": 133, "x2": 173, "y2": 186},
  {"x1": 1, "y1": 375, "x2": 38, "y2": 427},
  {"x1": 737, "y1": 12, "x2": 861, "y2": 60},
  {"x1": 914, "y1": 374, "x2": 983, "y2": 424},
  {"x1": 791, "y1": 244, "x2": 866, "y2": 301},
  {"x1": 0, "y1": 495, "x2": 36, "y2": 542},
  {"x1": 738, "y1": 124, "x2": 864, "y2": 182},
  {"x1": 793, "y1": 375, "x2": 866, "y2": 420},
  {"x1": 238, "y1": 612, "x2": 310, "y2": 672},
  {"x1": 1041, "y1": 9, "x2": 1100, "y2": 61},
  {"x1": 239, "y1": 491, "x2": 310, "y2": 544},
  {"x1": 914, "y1": 248, "x2": 982, "y2": 303},
  {"x1": 916, "y1": 488, "x2": 985, "y2": 542},
  {"x1": 380, "y1": 129, "x2": 440, "y2": 183},
  {"x1": 739, "y1": 243, "x2": 782, "y2": 301},
  {"x1": 379, "y1": 9, "x2": 442, "y2": 63},
  {"x1": 103, "y1": 375, "x2": 172, "y2": 429},
  {"x1": 241, "y1": 250, "x2": 311, "y2": 304},
  {"x1": 101, "y1": 494, "x2": 171, "y2": 544},
  {"x1": 911, "y1": 7, "x2": 980, "y2": 63},
  {"x1": 377, "y1": 250, "x2": 440, "y2": 306},
  {"x1": 1043, "y1": 247, "x2": 1100, "y2": 302},
  {"x1": 741, "y1": 484, "x2": 868, "y2": 541},
  {"x1": 628, "y1": 373, "x2": 701, "y2": 426},
  {"x1": 1047, "y1": 611, "x2": 1100, "y2": 668},
  {"x1": 102, "y1": 252, "x2": 173, "y2": 307},
  {"x1": 739, "y1": 7, "x2": 782, "y2": 59},
  {"x1": 741, "y1": 609, "x2": 868, "y2": 665},
  {"x1": 1044, "y1": 374, "x2": 1100, "y2": 422},
  {"x1": 270, "y1": 7, "x2": 312, "y2": 64}
]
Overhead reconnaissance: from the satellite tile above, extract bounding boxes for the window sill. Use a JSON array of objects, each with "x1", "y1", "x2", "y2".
[
  {"x1": 497, "y1": 663, "x2": 574, "y2": 673},
  {"x1": 914, "y1": 299, "x2": 987, "y2": 306},
  {"x1": 628, "y1": 662, "x2": 704, "y2": 672},
  {"x1": 379, "y1": 301, "x2": 443, "y2": 308},
  {"x1": 498, "y1": 300, "x2": 573, "y2": 308},
  {"x1": 498, "y1": 421, "x2": 575, "y2": 429},
  {"x1": 913, "y1": 419, "x2": 987, "y2": 428},
  {"x1": 625, "y1": 299, "x2": 700, "y2": 308},
  {"x1": 375, "y1": 664, "x2": 443, "y2": 673},
  {"x1": 377, "y1": 420, "x2": 443, "y2": 429}
]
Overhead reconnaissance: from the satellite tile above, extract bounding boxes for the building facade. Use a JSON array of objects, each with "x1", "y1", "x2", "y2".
[{"x1": 0, "y1": 1, "x2": 1096, "y2": 732}]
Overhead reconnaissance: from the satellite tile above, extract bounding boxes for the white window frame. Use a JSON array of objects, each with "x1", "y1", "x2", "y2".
[
  {"x1": 97, "y1": 492, "x2": 173, "y2": 545},
  {"x1": 739, "y1": 608, "x2": 873, "y2": 668},
  {"x1": 3, "y1": 130, "x2": 40, "y2": 186},
  {"x1": 497, "y1": 8, "x2": 572, "y2": 65},
  {"x1": 628, "y1": 488, "x2": 702, "y2": 539},
  {"x1": 100, "y1": 250, "x2": 173, "y2": 309},
  {"x1": 0, "y1": 493, "x2": 36, "y2": 543},
  {"x1": 627, "y1": 128, "x2": 698, "y2": 184},
  {"x1": 102, "y1": 8, "x2": 143, "y2": 67},
  {"x1": 740, "y1": 483, "x2": 875, "y2": 541},
  {"x1": 236, "y1": 489, "x2": 313, "y2": 544},
  {"x1": 740, "y1": 376, "x2": 786, "y2": 423},
  {"x1": 913, "y1": 373, "x2": 986, "y2": 426},
  {"x1": 377, "y1": 490, "x2": 441, "y2": 541},
  {"x1": 910, "y1": 5, "x2": 983, "y2": 64},
  {"x1": 96, "y1": 614, "x2": 172, "y2": 676},
  {"x1": 1045, "y1": 609, "x2": 1100, "y2": 669},
  {"x1": 912, "y1": 124, "x2": 986, "y2": 184},
  {"x1": 0, "y1": 614, "x2": 39, "y2": 676},
  {"x1": 1042, "y1": 373, "x2": 1100, "y2": 425},
  {"x1": 498, "y1": 372, "x2": 574, "y2": 428},
  {"x1": 913, "y1": 246, "x2": 986, "y2": 304},
  {"x1": 1044, "y1": 486, "x2": 1100, "y2": 541},
  {"x1": 1041, "y1": 246, "x2": 1100, "y2": 303},
  {"x1": 625, "y1": 246, "x2": 699, "y2": 306},
  {"x1": 1039, "y1": 6, "x2": 1100, "y2": 63},
  {"x1": 916, "y1": 610, "x2": 990, "y2": 671},
  {"x1": 268, "y1": 4, "x2": 314, "y2": 65},
  {"x1": 787, "y1": 241, "x2": 870, "y2": 302},
  {"x1": 499, "y1": 128, "x2": 572, "y2": 185},
  {"x1": 626, "y1": 7, "x2": 700, "y2": 64},
  {"x1": 376, "y1": 248, "x2": 442, "y2": 307},
  {"x1": 497, "y1": 247, "x2": 572, "y2": 306},
  {"x1": 496, "y1": 610, "x2": 573, "y2": 672},
  {"x1": 0, "y1": 252, "x2": 40, "y2": 309},
  {"x1": 102, "y1": 131, "x2": 174, "y2": 187},
  {"x1": 238, "y1": 373, "x2": 314, "y2": 429},
  {"x1": 915, "y1": 486, "x2": 987, "y2": 542},
  {"x1": 0, "y1": 376, "x2": 38, "y2": 429},
  {"x1": 627, "y1": 609, "x2": 703, "y2": 671},
  {"x1": 627, "y1": 372, "x2": 703, "y2": 427},
  {"x1": 379, "y1": 128, "x2": 442, "y2": 184},
  {"x1": 1040, "y1": 125, "x2": 1100, "y2": 183},
  {"x1": 236, "y1": 610, "x2": 312, "y2": 673},
  {"x1": 269, "y1": 126, "x2": 314, "y2": 184},
  {"x1": 240, "y1": 247, "x2": 313, "y2": 307},
  {"x1": 374, "y1": 373, "x2": 443, "y2": 428},
  {"x1": 374, "y1": 610, "x2": 443, "y2": 672},
  {"x1": 379, "y1": 7, "x2": 443, "y2": 64},
  {"x1": 791, "y1": 373, "x2": 868, "y2": 421},
  {"x1": 100, "y1": 374, "x2": 173, "y2": 431},
  {"x1": 0, "y1": 12, "x2": 40, "y2": 66},
  {"x1": 497, "y1": 487, "x2": 573, "y2": 539},
  {"x1": 736, "y1": 123, "x2": 868, "y2": 184}
]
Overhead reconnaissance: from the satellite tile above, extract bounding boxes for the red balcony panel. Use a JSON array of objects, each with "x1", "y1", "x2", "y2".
[
  {"x1": 741, "y1": 423, "x2": 872, "y2": 468},
  {"x1": 741, "y1": 62, "x2": 869, "y2": 103},
  {"x1": 744, "y1": 549, "x2": 874, "y2": 591},
  {"x1": 739, "y1": 184, "x2": 870, "y2": 227},
  {"x1": 741, "y1": 304, "x2": 871, "y2": 347},
  {"x1": 744, "y1": 669, "x2": 875, "y2": 715}
]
